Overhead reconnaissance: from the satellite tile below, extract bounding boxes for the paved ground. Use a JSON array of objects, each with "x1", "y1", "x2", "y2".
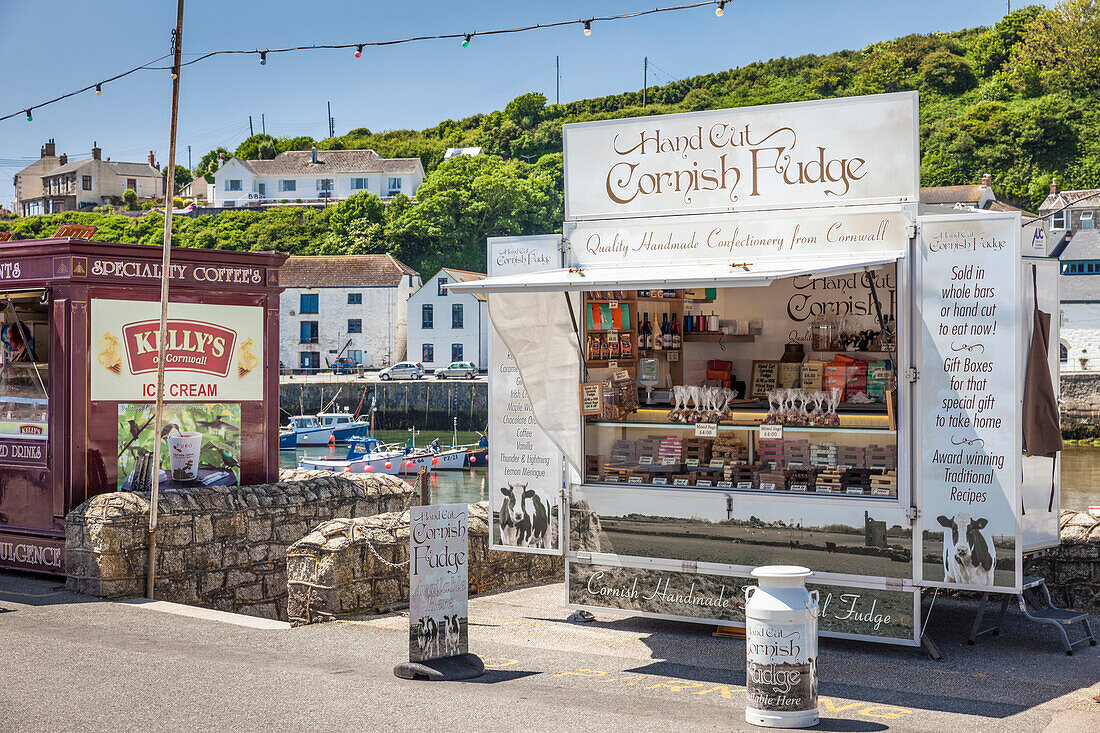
[
  {"x1": 281, "y1": 371, "x2": 487, "y2": 384},
  {"x1": 1, "y1": 572, "x2": 1097, "y2": 732}
]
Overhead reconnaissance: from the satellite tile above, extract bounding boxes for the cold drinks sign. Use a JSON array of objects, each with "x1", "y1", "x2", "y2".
[
  {"x1": 90, "y1": 299, "x2": 264, "y2": 402},
  {"x1": 563, "y1": 92, "x2": 918, "y2": 220}
]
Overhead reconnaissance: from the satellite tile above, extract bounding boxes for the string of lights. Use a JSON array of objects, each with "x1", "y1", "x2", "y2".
[{"x1": 1, "y1": 1, "x2": 727, "y2": 124}]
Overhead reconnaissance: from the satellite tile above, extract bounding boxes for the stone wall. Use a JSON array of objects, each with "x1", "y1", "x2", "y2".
[
  {"x1": 65, "y1": 470, "x2": 413, "y2": 620},
  {"x1": 1028, "y1": 510, "x2": 1100, "y2": 611},
  {"x1": 280, "y1": 379, "x2": 487, "y2": 431},
  {"x1": 1061, "y1": 372, "x2": 1100, "y2": 426},
  {"x1": 286, "y1": 501, "x2": 563, "y2": 625}
]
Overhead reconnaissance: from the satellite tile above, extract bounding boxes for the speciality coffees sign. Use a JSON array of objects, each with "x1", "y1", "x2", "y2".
[
  {"x1": 563, "y1": 92, "x2": 918, "y2": 220},
  {"x1": 918, "y1": 215, "x2": 1019, "y2": 591},
  {"x1": 488, "y1": 236, "x2": 564, "y2": 554},
  {"x1": 90, "y1": 299, "x2": 264, "y2": 402},
  {"x1": 566, "y1": 206, "x2": 909, "y2": 267},
  {"x1": 0, "y1": 255, "x2": 268, "y2": 286},
  {"x1": 408, "y1": 504, "x2": 469, "y2": 662}
]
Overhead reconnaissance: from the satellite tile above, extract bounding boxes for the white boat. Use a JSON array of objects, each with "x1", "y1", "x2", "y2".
[
  {"x1": 316, "y1": 412, "x2": 370, "y2": 442},
  {"x1": 297, "y1": 437, "x2": 406, "y2": 474},
  {"x1": 283, "y1": 415, "x2": 333, "y2": 446},
  {"x1": 397, "y1": 446, "x2": 467, "y2": 474}
]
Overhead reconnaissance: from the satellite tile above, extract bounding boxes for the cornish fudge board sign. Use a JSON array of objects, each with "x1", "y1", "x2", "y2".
[
  {"x1": 488, "y1": 236, "x2": 564, "y2": 554},
  {"x1": 90, "y1": 299, "x2": 264, "y2": 402},
  {"x1": 563, "y1": 92, "x2": 918, "y2": 221},
  {"x1": 916, "y1": 214, "x2": 1021, "y2": 591},
  {"x1": 408, "y1": 503, "x2": 469, "y2": 662}
]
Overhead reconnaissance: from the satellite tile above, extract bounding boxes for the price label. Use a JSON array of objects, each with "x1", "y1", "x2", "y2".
[
  {"x1": 846, "y1": 487, "x2": 865, "y2": 495},
  {"x1": 716, "y1": 481, "x2": 733, "y2": 488},
  {"x1": 604, "y1": 475, "x2": 620, "y2": 482},
  {"x1": 817, "y1": 485, "x2": 834, "y2": 493},
  {"x1": 609, "y1": 300, "x2": 618, "y2": 309},
  {"x1": 627, "y1": 476, "x2": 644, "y2": 484},
  {"x1": 760, "y1": 482, "x2": 776, "y2": 491},
  {"x1": 695, "y1": 422, "x2": 718, "y2": 438},
  {"x1": 652, "y1": 477, "x2": 669, "y2": 485},
  {"x1": 685, "y1": 458, "x2": 700, "y2": 468},
  {"x1": 639, "y1": 455, "x2": 654, "y2": 465},
  {"x1": 787, "y1": 462, "x2": 805, "y2": 469},
  {"x1": 709, "y1": 459, "x2": 726, "y2": 469},
  {"x1": 696, "y1": 479, "x2": 713, "y2": 487},
  {"x1": 660, "y1": 457, "x2": 678, "y2": 466},
  {"x1": 736, "y1": 481, "x2": 753, "y2": 490},
  {"x1": 579, "y1": 382, "x2": 603, "y2": 415},
  {"x1": 667, "y1": 350, "x2": 679, "y2": 362},
  {"x1": 673, "y1": 478, "x2": 691, "y2": 486},
  {"x1": 607, "y1": 331, "x2": 619, "y2": 344},
  {"x1": 614, "y1": 369, "x2": 631, "y2": 381},
  {"x1": 837, "y1": 464, "x2": 853, "y2": 471},
  {"x1": 759, "y1": 424, "x2": 783, "y2": 439},
  {"x1": 608, "y1": 361, "x2": 619, "y2": 369},
  {"x1": 790, "y1": 484, "x2": 808, "y2": 492},
  {"x1": 871, "y1": 487, "x2": 892, "y2": 496}
]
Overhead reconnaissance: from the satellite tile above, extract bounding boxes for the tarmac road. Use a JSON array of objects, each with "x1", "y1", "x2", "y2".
[{"x1": 1, "y1": 573, "x2": 1097, "y2": 732}]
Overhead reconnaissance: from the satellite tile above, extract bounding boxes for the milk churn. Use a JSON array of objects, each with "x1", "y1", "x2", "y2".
[{"x1": 744, "y1": 566, "x2": 819, "y2": 728}]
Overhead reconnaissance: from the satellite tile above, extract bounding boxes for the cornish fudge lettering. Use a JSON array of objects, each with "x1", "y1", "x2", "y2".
[
  {"x1": 564, "y1": 93, "x2": 918, "y2": 220},
  {"x1": 408, "y1": 504, "x2": 469, "y2": 662},
  {"x1": 919, "y1": 217, "x2": 1018, "y2": 590}
]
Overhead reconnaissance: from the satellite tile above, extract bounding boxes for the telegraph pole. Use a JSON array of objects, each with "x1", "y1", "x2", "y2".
[
  {"x1": 327, "y1": 101, "x2": 335, "y2": 138},
  {"x1": 261, "y1": 113, "x2": 266, "y2": 136},
  {"x1": 643, "y1": 57, "x2": 648, "y2": 108},
  {"x1": 148, "y1": 0, "x2": 185, "y2": 600},
  {"x1": 556, "y1": 55, "x2": 560, "y2": 105},
  {"x1": 249, "y1": 115, "x2": 254, "y2": 137}
]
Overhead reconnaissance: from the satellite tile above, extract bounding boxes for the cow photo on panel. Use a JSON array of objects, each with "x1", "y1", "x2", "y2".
[{"x1": 496, "y1": 482, "x2": 557, "y2": 550}]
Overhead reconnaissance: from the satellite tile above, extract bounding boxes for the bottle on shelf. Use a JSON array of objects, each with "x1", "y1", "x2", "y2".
[
  {"x1": 660, "y1": 313, "x2": 671, "y2": 349},
  {"x1": 671, "y1": 313, "x2": 681, "y2": 349},
  {"x1": 639, "y1": 312, "x2": 651, "y2": 351}
]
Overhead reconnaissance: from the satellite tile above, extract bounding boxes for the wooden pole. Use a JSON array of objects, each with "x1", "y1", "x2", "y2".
[
  {"x1": 418, "y1": 466, "x2": 429, "y2": 506},
  {"x1": 148, "y1": 0, "x2": 185, "y2": 600}
]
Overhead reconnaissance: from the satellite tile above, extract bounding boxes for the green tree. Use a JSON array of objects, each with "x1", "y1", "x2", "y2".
[
  {"x1": 1012, "y1": 0, "x2": 1100, "y2": 93},
  {"x1": 920, "y1": 51, "x2": 978, "y2": 94},
  {"x1": 969, "y1": 5, "x2": 1045, "y2": 76},
  {"x1": 122, "y1": 189, "x2": 139, "y2": 210},
  {"x1": 161, "y1": 164, "x2": 193, "y2": 196},
  {"x1": 195, "y1": 147, "x2": 231, "y2": 180},
  {"x1": 855, "y1": 51, "x2": 908, "y2": 94},
  {"x1": 235, "y1": 134, "x2": 279, "y2": 160},
  {"x1": 504, "y1": 92, "x2": 547, "y2": 128}
]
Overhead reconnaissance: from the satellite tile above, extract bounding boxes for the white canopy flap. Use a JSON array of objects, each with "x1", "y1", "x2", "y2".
[
  {"x1": 449, "y1": 251, "x2": 903, "y2": 294},
  {"x1": 488, "y1": 290, "x2": 584, "y2": 475}
]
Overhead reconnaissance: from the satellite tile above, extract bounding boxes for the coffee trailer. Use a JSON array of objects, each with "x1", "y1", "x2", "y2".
[
  {"x1": 451, "y1": 92, "x2": 1063, "y2": 647},
  {"x1": 0, "y1": 236, "x2": 286, "y2": 574}
]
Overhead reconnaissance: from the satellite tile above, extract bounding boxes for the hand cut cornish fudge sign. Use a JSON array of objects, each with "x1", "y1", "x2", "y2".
[{"x1": 90, "y1": 299, "x2": 264, "y2": 402}]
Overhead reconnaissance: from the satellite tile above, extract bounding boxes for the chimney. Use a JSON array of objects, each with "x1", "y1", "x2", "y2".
[
  {"x1": 41, "y1": 139, "x2": 56, "y2": 158},
  {"x1": 1050, "y1": 176, "x2": 1059, "y2": 195},
  {"x1": 980, "y1": 173, "x2": 991, "y2": 188},
  {"x1": 92, "y1": 142, "x2": 101, "y2": 161},
  {"x1": 148, "y1": 151, "x2": 156, "y2": 168},
  {"x1": 58, "y1": 154, "x2": 68, "y2": 166},
  {"x1": 217, "y1": 152, "x2": 225, "y2": 169},
  {"x1": 311, "y1": 145, "x2": 318, "y2": 164}
]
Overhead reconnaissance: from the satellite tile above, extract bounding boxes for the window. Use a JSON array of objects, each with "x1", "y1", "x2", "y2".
[
  {"x1": 347, "y1": 318, "x2": 362, "y2": 334},
  {"x1": 126, "y1": 178, "x2": 137, "y2": 191},
  {"x1": 258, "y1": 182, "x2": 266, "y2": 197},
  {"x1": 1052, "y1": 210, "x2": 1067, "y2": 229},
  {"x1": 317, "y1": 178, "x2": 334, "y2": 191},
  {"x1": 351, "y1": 178, "x2": 368, "y2": 190},
  {"x1": 422, "y1": 304, "x2": 434, "y2": 329},
  {"x1": 1082, "y1": 211, "x2": 1094, "y2": 230},
  {"x1": 299, "y1": 293, "x2": 319, "y2": 314},
  {"x1": 347, "y1": 350, "x2": 363, "y2": 364},
  {"x1": 300, "y1": 321, "x2": 319, "y2": 344},
  {"x1": 82, "y1": 175, "x2": 92, "y2": 190},
  {"x1": 437, "y1": 277, "x2": 448, "y2": 296},
  {"x1": 299, "y1": 352, "x2": 320, "y2": 371},
  {"x1": 452, "y1": 303, "x2": 463, "y2": 329},
  {"x1": 1059, "y1": 343, "x2": 1068, "y2": 364},
  {"x1": 387, "y1": 177, "x2": 402, "y2": 194},
  {"x1": 347, "y1": 292, "x2": 362, "y2": 305},
  {"x1": 226, "y1": 179, "x2": 242, "y2": 191},
  {"x1": 279, "y1": 179, "x2": 296, "y2": 192},
  {"x1": 452, "y1": 343, "x2": 463, "y2": 362},
  {"x1": 422, "y1": 344, "x2": 434, "y2": 363}
]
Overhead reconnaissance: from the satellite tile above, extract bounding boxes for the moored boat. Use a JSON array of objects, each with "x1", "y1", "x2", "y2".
[
  {"x1": 316, "y1": 412, "x2": 370, "y2": 442},
  {"x1": 297, "y1": 437, "x2": 405, "y2": 474},
  {"x1": 283, "y1": 415, "x2": 333, "y2": 446}
]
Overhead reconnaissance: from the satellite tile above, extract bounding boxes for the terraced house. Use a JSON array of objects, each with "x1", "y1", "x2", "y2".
[{"x1": 211, "y1": 146, "x2": 424, "y2": 208}]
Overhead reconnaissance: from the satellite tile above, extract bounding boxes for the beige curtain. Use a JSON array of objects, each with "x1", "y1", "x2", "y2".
[{"x1": 488, "y1": 291, "x2": 583, "y2": 474}]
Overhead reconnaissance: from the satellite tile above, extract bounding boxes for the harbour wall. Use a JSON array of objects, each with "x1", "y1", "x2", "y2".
[{"x1": 280, "y1": 380, "x2": 487, "y2": 432}]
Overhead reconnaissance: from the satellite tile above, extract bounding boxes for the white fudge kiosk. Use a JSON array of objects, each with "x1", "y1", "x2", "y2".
[{"x1": 451, "y1": 92, "x2": 1064, "y2": 649}]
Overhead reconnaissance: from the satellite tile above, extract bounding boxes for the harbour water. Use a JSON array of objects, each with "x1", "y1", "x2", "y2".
[{"x1": 283, "y1": 442, "x2": 1100, "y2": 510}]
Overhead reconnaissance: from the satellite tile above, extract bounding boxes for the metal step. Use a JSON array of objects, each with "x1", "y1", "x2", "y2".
[{"x1": 1024, "y1": 606, "x2": 1089, "y2": 625}]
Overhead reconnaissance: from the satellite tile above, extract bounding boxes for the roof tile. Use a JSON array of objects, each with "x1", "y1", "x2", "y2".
[{"x1": 280, "y1": 255, "x2": 418, "y2": 288}]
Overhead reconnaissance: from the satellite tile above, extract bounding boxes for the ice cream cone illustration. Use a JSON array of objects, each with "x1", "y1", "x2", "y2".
[
  {"x1": 96, "y1": 332, "x2": 122, "y2": 375},
  {"x1": 237, "y1": 337, "x2": 258, "y2": 378}
]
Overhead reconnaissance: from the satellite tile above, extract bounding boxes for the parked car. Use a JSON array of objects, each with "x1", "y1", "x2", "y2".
[
  {"x1": 434, "y1": 361, "x2": 478, "y2": 379},
  {"x1": 378, "y1": 361, "x2": 424, "y2": 380},
  {"x1": 330, "y1": 357, "x2": 356, "y2": 375}
]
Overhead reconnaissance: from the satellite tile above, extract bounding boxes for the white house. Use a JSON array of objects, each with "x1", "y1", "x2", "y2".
[
  {"x1": 212, "y1": 147, "x2": 424, "y2": 208},
  {"x1": 406, "y1": 269, "x2": 488, "y2": 370},
  {"x1": 279, "y1": 255, "x2": 421, "y2": 372}
]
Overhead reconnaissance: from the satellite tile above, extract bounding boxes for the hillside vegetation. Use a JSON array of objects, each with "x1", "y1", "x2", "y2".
[{"x1": 5, "y1": 2, "x2": 1099, "y2": 275}]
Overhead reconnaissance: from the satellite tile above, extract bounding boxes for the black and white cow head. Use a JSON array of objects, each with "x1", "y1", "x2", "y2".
[
  {"x1": 500, "y1": 483, "x2": 527, "y2": 525},
  {"x1": 937, "y1": 513, "x2": 993, "y2": 571}
]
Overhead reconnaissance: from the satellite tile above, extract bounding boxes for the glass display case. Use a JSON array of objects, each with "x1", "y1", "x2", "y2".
[
  {"x1": 582, "y1": 275, "x2": 900, "y2": 501},
  {"x1": 0, "y1": 291, "x2": 49, "y2": 438}
]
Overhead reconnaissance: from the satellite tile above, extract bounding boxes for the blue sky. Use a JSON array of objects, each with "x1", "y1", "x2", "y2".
[{"x1": 0, "y1": 1, "x2": 1054, "y2": 207}]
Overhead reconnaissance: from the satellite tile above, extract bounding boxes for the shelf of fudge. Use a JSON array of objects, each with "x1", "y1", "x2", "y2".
[{"x1": 584, "y1": 432, "x2": 898, "y2": 498}]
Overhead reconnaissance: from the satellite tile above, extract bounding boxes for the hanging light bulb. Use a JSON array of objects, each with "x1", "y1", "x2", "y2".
[
  {"x1": 25, "y1": 109, "x2": 32, "y2": 122},
  {"x1": 716, "y1": 1, "x2": 726, "y2": 16},
  {"x1": 354, "y1": 45, "x2": 363, "y2": 58},
  {"x1": 259, "y1": 51, "x2": 267, "y2": 65},
  {"x1": 462, "y1": 34, "x2": 471, "y2": 48},
  {"x1": 95, "y1": 84, "x2": 102, "y2": 96},
  {"x1": 583, "y1": 20, "x2": 592, "y2": 36}
]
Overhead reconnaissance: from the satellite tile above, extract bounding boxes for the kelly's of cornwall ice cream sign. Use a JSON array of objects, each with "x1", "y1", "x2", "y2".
[{"x1": 90, "y1": 299, "x2": 263, "y2": 401}]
